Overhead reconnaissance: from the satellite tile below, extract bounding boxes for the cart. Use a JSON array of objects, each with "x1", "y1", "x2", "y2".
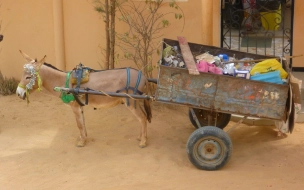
[{"x1": 54, "y1": 38, "x2": 291, "y2": 171}]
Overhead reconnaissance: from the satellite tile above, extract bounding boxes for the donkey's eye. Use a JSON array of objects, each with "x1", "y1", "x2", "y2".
[{"x1": 26, "y1": 76, "x2": 31, "y2": 80}]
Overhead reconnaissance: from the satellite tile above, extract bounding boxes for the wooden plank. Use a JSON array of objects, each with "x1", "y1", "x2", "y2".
[{"x1": 177, "y1": 36, "x2": 200, "y2": 75}]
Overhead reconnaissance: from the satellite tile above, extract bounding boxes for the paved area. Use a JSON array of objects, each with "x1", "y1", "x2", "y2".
[{"x1": 225, "y1": 36, "x2": 290, "y2": 57}]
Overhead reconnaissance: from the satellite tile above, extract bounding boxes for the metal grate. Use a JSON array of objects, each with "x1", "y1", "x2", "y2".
[{"x1": 221, "y1": 0, "x2": 294, "y2": 58}]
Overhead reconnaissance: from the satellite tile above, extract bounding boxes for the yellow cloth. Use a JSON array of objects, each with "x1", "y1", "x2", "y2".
[
  {"x1": 250, "y1": 59, "x2": 288, "y2": 79},
  {"x1": 260, "y1": 5, "x2": 281, "y2": 31}
]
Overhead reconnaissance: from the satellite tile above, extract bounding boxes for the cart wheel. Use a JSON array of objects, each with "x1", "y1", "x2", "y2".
[
  {"x1": 189, "y1": 108, "x2": 231, "y2": 129},
  {"x1": 186, "y1": 126, "x2": 232, "y2": 171}
]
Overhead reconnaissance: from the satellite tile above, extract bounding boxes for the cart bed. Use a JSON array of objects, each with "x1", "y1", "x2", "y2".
[{"x1": 155, "y1": 39, "x2": 289, "y2": 120}]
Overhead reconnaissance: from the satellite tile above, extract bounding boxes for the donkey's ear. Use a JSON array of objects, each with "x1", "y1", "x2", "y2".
[
  {"x1": 19, "y1": 50, "x2": 34, "y2": 62},
  {"x1": 35, "y1": 55, "x2": 47, "y2": 68},
  {"x1": 38, "y1": 55, "x2": 47, "y2": 64}
]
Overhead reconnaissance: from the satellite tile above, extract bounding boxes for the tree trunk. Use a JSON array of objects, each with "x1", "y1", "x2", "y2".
[
  {"x1": 110, "y1": 0, "x2": 116, "y2": 69},
  {"x1": 105, "y1": 0, "x2": 110, "y2": 69}
]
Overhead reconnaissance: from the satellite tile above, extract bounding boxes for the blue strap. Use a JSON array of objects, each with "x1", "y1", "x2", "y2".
[
  {"x1": 126, "y1": 68, "x2": 130, "y2": 89},
  {"x1": 133, "y1": 70, "x2": 142, "y2": 108},
  {"x1": 134, "y1": 71, "x2": 142, "y2": 94},
  {"x1": 126, "y1": 68, "x2": 130, "y2": 106}
]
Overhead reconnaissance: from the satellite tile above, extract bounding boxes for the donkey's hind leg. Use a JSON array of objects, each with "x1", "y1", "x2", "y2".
[
  {"x1": 70, "y1": 101, "x2": 87, "y2": 147},
  {"x1": 126, "y1": 100, "x2": 148, "y2": 148}
]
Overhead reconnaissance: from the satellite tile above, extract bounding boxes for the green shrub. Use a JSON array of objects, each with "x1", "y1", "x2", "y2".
[{"x1": 0, "y1": 71, "x2": 19, "y2": 96}]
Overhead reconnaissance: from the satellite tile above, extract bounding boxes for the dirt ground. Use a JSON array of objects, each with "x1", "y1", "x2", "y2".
[{"x1": 0, "y1": 91, "x2": 304, "y2": 190}]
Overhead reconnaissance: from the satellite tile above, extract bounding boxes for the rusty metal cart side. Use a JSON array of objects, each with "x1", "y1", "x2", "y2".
[{"x1": 154, "y1": 38, "x2": 290, "y2": 171}]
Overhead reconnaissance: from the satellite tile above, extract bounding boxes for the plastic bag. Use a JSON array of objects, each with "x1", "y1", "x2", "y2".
[
  {"x1": 250, "y1": 70, "x2": 284, "y2": 84},
  {"x1": 223, "y1": 63, "x2": 235, "y2": 76},
  {"x1": 250, "y1": 59, "x2": 288, "y2": 79},
  {"x1": 195, "y1": 52, "x2": 215, "y2": 63}
]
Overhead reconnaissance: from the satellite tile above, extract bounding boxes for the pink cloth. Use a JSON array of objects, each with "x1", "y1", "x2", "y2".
[
  {"x1": 196, "y1": 60, "x2": 223, "y2": 75},
  {"x1": 196, "y1": 60, "x2": 209, "y2": 72}
]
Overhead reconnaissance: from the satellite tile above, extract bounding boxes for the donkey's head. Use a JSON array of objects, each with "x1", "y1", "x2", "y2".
[{"x1": 16, "y1": 50, "x2": 46, "y2": 100}]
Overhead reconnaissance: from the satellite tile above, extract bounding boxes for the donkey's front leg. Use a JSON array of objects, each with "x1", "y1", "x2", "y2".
[{"x1": 70, "y1": 102, "x2": 87, "y2": 147}]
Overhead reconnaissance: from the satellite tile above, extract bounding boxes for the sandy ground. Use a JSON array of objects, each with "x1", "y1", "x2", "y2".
[{"x1": 0, "y1": 91, "x2": 304, "y2": 190}]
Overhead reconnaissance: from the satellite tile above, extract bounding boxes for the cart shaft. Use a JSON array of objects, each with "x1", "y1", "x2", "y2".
[{"x1": 54, "y1": 87, "x2": 153, "y2": 100}]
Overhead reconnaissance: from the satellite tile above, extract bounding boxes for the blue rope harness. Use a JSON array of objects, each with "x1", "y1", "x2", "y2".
[
  {"x1": 133, "y1": 70, "x2": 142, "y2": 108},
  {"x1": 117, "y1": 68, "x2": 142, "y2": 107},
  {"x1": 125, "y1": 68, "x2": 131, "y2": 106}
]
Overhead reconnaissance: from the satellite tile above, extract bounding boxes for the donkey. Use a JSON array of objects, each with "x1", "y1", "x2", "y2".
[{"x1": 16, "y1": 51, "x2": 152, "y2": 148}]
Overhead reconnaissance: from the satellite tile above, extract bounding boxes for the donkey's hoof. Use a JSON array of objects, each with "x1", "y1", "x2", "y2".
[
  {"x1": 76, "y1": 138, "x2": 86, "y2": 147},
  {"x1": 139, "y1": 142, "x2": 147, "y2": 148}
]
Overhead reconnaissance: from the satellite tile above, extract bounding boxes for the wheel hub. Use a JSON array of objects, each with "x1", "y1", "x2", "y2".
[{"x1": 198, "y1": 139, "x2": 221, "y2": 161}]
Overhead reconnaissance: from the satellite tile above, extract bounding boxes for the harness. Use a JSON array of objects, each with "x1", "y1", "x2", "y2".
[
  {"x1": 61, "y1": 63, "x2": 91, "y2": 105},
  {"x1": 116, "y1": 67, "x2": 143, "y2": 107},
  {"x1": 62, "y1": 65, "x2": 143, "y2": 107},
  {"x1": 60, "y1": 71, "x2": 75, "y2": 103},
  {"x1": 19, "y1": 62, "x2": 143, "y2": 107},
  {"x1": 18, "y1": 63, "x2": 43, "y2": 104}
]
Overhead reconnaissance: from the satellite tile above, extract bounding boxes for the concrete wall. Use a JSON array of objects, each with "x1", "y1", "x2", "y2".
[{"x1": 0, "y1": 0, "x2": 302, "y2": 80}]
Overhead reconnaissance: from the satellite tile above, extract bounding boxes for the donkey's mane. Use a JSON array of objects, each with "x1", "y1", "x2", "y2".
[
  {"x1": 44, "y1": 63, "x2": 64, "y2": 72},
  {"x1": 43, "y1": 62, "x2": 140, "y2": 73}
]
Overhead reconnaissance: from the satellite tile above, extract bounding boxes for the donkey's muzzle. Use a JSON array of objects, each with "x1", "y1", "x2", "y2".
[
  {"x1": 17, "y1": 92, "x2": 26, "y2": 100},
  {"x1": 16, "y1": 87, "x2": 26, "y2": 100}
]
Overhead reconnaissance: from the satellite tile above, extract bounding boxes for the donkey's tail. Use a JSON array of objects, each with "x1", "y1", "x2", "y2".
[
  {"x1": 144, "y1": 99, "x2": 152, "y2": 123},
  {"x1": 143, "y1": 78, "x2": 152, "y2": 123}
]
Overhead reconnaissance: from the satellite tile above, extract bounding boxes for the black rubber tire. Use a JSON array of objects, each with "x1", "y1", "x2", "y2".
[
  {"x1": 189, "y1": 108, "x2": 231, "y2": 129},
  {"x1": 186, "y1": 126, "x2": 232, "y2": 171}
]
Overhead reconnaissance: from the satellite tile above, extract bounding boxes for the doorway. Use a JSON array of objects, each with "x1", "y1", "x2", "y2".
[{"x1": 221, "y1": 0, "x2": 294, "y2": 58}]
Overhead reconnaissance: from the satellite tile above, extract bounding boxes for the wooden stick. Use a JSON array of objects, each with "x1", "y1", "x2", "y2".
[
  {"x1": 285, "y1": 54, "x2": 303, "y2": 59},
  {"x1": 221, "y1": 54, "x2": 303, "y2": 64},
  {"x1": 177, "y1": 36, "x2": 200, "y2": 75}
]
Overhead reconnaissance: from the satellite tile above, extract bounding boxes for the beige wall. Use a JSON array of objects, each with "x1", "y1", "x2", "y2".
[
  {"x1": 0, "y1": 0, "x2": 205, "y2": 79},
  {"x1": 293, "y1": 0, "x2": 304, "y2": 67},
  {"x1": 0, "y1": 0, "x2": 55, "y2": 79},
  {"x1": 0, "y1": 0, "x2": 302, "y2": 80},
  {"x1": 62, "y1": 0, "x2": 105, "y2": 70}
]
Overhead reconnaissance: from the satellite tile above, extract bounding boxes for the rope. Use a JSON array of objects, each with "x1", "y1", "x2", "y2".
[
  {"x1": 98, "y1": 90, "x2": 136, "y2": 100},
  {"x1": 98, "y1": 90, "x2": 112, "y2": 97},
  {"x1": 122, "y1": 93, "x2": 135, "y2": 100},
  {"x1": 36, "y1": 72, "x2": 42, "y2": 91},
  {"x1": 18, "y1": 84, "x2": 26, "y2": 89}
]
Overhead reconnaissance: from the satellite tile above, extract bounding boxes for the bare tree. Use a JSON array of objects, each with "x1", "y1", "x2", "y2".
[
  {"x1": 94, "y1": 0, "x2": 183, "y2": 76},
  {"x1": 116, "y1": 0, "x2": 183, "y2": 79}
]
